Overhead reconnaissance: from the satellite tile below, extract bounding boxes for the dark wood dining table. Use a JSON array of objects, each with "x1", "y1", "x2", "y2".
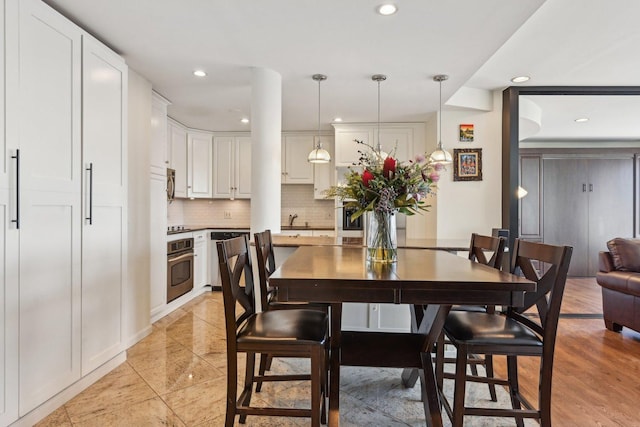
[{"x1": 268, "y1": 245, "x2": 535, "y2": 427}]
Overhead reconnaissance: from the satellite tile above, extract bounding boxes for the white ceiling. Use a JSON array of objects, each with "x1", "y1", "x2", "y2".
[{"x1": 43, "y1": 0, "x2": 640, "y2": 139}]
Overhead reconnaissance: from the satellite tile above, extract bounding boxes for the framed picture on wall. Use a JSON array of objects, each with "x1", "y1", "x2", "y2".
[
  {"x1": 459, "y1": 123, "x2": 474, "y2": 142},
  {"x1": 453, "y1": 148, "x2": 482, "y2": 181}
]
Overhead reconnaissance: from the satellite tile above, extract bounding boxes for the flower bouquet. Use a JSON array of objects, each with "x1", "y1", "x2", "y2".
[{"x1": 325, "y1": 140, "x2": 442, "y2": 262}]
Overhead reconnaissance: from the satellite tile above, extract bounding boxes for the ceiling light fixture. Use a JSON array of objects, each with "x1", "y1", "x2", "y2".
[
  {"x1": 333, "y1": 117, "x2": 343, "y2": 122},
  {"x1": 377, "y1": 4, "x2": 397, "y2": 15},
  {"x1": 511, "y1": 75, "x2": 530, "y2": 83},
  {"x1": 308, "y1": 74, "x2": 331, "y2": 164},
  {"x1": 574, "y1": 117, "x2": 589, "y2": 123},
  {"x1": 429, "y1": 74, "x2": 453, "y2": 165},
  {"x1": 193, "y1": 70, "x2": 207, "y2": 77},
  {"x1": 240, "y1": 117, "x2": 249, "y2": 124},
  {"x1": 372, "y1": 74, "x2": 388, "y2": 161}
]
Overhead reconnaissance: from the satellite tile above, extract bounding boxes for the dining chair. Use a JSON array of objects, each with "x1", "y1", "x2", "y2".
[
  {"x1": 253, "y1": 229, "x2": 330, "y2": 391},
  {"x1": 435, "y1": 233, "x2": 507, "y2": 401},
  {"x1": 438, "y1": 239, "x2": 572, "y2": 427},
  {"x1": 217, "y1": 235, "x2": 328, "y2": 426}
]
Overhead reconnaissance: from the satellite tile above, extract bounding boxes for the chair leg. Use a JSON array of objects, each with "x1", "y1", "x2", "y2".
[
  {"x1": 452, "y1": 346, "x2": 468, "y2": 427},
  {"x1": 506, "y1": 355, "x2": 524, "y2": 427},
  {"x1": 239, "y1": 352, "x2": 256, "y2": 424},
  {"x1": 256, "y1": 353, "x2": 269, "y2": 392},
  {"x1": 435, "y1": 332, "x2": 445, "y2": 401},
  {"x1": 484, "y1": 354, "x2": 498, "y2": 402},
  {"x1": 539, "y1": 358, "x2": 553, "y2": 427},
  {"x1": 225, "y1": 353, "x2": 238, "y2": 427},
  {"x1": 311, "y1": 346, "x2": 322, "y2": 427}
]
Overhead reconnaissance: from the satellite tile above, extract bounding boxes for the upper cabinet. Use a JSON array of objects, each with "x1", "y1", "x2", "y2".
[
  {"x1": 187, "y1": 131, "x2": 213, "y2": 198},
  {"x1": 282, "y1": 135, "x2": 314, "y2": 184},
  {"x1": 168, "y1": 119, "x2": 188, "y2": 198},
  {"x1": 313, "y1": 136, "x2": 334, "y2": 199},
  {"x1": 150, "y1": 92, "x2": 171, "y2": 176},
  {"x1": 333, "y1": 123, "x2": 424, "y2": 166},
  {"x1": 212, "y1": 135, "x2": 251, "y2": 199}
]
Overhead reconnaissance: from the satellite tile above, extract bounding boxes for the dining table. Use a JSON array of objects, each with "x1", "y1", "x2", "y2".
[{"x1": 268, "y1": 245, "x2": 535, "y2": 427}]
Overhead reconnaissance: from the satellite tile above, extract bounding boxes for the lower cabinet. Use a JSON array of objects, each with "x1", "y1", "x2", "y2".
[
  {"x1": 193, "y1": 231, "x2": 209, "y2": 289},
  {"x1": 342, "y1": 303, "x2": 411, "y2": 332}
]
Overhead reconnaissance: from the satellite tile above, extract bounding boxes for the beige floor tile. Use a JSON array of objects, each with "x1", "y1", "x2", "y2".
[
  {"x1": 161, "y1": 378, "x2": 227, "y2": 425},
  {"x1": 64, "y1": 362, "x2": 156, "y2": 424},
  {"x1": 34, "y1": 405, "x2": 72, "y2": 427},
  {"x1": 73, "y1": 396, "x2": 186, "y2": 427},
  {"x1": 126, "y1": 329, "x2": 178, "y2": 359},
  {"x1": 136, "y1": 354, "x2": 223, "y2": 395},
  {"x1": 127, "y1": 339, "x2": 196, "y2": 372}
]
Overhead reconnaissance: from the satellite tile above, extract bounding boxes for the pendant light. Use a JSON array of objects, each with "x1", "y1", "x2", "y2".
[
  {"x1": 372, "y1": 74, "x2": 388, "y2": 161},
  {"x1": 308, "y1": 74, "x2": 331, "y2": 164},
  {"x1": 429, "y1": 74, "x2": 453, "y2": 164}
]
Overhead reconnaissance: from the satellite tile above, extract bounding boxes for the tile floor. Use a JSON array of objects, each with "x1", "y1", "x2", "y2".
[{"x1": 37, "y1": 291, "x2": 529, "y2": 426}]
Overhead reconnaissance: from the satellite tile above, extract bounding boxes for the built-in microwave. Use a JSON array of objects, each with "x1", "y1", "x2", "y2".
[
  {"x1": 343, "y1": 207, "x2": 363, "y2": 231},
  {"x1": 167, "y1": 168, "x2": 175, "y2": 202}
]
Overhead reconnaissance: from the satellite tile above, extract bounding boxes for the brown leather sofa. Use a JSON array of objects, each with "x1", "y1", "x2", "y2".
[{"x1": 596, "y1": 238, "x2": 640, "y2": 333}]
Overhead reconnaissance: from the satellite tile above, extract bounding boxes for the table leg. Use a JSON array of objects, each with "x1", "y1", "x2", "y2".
[
  {"x1": 328, "y1": 303, "x2": 342, "y2": 427},
  {"x1": 401, "y1": 304, "x2": 425, "y2": 388}
]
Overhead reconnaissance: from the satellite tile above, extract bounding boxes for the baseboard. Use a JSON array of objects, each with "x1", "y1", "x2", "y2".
[
  {"x1": 10, "y1": 353, "x2": 127, "y2": 427},
  {"x1": 150, "y1": 285, "x2": 211, "y2": 323},
  {"x1": 125, "y1": 325, "x2": 153, "y2": 349}
]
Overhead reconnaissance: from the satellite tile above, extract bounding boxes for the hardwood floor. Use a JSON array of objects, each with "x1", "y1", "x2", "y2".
[{"x1": 493, "y1": 277, "x2": 640, "y2": 426}]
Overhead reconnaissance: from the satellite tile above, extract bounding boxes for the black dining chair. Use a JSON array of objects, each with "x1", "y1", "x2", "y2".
[
  {"x1": 253, "y1": 230, "x2": 330, "y2": 392},
  {"x1": 217, "y1": 235, "x2": 328, "y2": 426},
  {"x1": 435, "y1": 233, "x2": 507, "y2": 401},
  {"x1": 438, "y1": 239, "x2": 572, "y2": 427}
]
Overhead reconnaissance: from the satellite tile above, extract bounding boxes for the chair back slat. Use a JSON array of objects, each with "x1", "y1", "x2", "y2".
[
  {"x1": 217, "y1": 236, "x2": 256, "y2": 343},
  {"x1": 508, "y1": 239, "x2": 573, "y2": 341},
  {"x1": 468, "y1": 233, "x2": 507, "y2": 270},
  {"x1": 254, "y1": 230, "x2": 277, "y2": 311}
]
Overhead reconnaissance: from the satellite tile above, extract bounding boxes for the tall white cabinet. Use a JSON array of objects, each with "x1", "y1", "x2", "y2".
[
  {"x1": 212, "y1": 135, "x2": 252, "y2": 199},
  {"x1": 188, "y1": 131, "x2": 214, "y2": 198},
  {"x1": 1, "y1": 0, "x2": 128, "y2": 422}
]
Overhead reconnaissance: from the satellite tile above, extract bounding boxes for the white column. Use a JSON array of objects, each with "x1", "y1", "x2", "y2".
[{"x1": 250, "y1": 67, "x2": 282, "y2": 236}]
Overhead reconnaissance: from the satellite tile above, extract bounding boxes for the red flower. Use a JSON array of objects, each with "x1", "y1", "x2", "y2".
[
  {"x1": 383, "y1": 157, "x2": 396, "y2": 179},
  {"x1": 362, "y1": 170, "x2": 374, "y2": 187}
]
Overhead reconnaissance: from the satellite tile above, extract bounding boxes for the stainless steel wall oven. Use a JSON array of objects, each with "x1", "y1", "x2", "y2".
[{"x1": 167, "y1": 237, "x2": 194, "y2": 302}]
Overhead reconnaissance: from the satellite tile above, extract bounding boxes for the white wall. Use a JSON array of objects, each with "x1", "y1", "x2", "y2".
[
  {"x1": 124, "y1": 69, "x2": 152, "y2": 346},
  {"x1": 435, "y1": 91, "x2": 503, "y2": 239}
]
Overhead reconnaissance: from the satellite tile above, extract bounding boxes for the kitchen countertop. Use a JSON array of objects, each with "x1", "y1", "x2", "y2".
[
  {"x1": 167, "y1": 225, "x2": 334, "y2": 236},
  {"x1": 271, "y1": 234, "x2": 470, "y2": 251}
]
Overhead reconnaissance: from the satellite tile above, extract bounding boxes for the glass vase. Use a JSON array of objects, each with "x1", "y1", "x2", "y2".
[{"x1": 367, "y1": 210, "x2": 398, "y2": 263}]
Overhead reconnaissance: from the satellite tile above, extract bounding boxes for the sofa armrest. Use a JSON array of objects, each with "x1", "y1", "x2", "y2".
[{"x1": 599, "y1": 251, "x2": 615, "y2": 273}]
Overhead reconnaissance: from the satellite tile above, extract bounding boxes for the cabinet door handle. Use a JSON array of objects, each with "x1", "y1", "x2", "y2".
[
  {"x1": 11, "y1": 149, "x2": 20, "y2": 229},
  {"x1": 582, "y1": 184, "x2": 586, "y2": 192},
  {"x1": 86, "y1": 163, "x2": 94, "y2": 225},
  {"x1": 589, "y1": 183, "x2": 593, "y2": 192}
]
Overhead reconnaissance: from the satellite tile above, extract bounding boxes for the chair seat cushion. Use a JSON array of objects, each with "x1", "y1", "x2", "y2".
[
  {"x1": 238, "y1": 309, "x2": 328, "y2": 345},
  {"x1": 444, "y1": 311, "x2": 542, "y2": 347}
]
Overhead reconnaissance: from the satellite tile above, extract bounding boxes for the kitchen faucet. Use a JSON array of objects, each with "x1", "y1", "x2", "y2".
[{"x1": 288, "y1": 213, "x2": 298, "y2": 226}]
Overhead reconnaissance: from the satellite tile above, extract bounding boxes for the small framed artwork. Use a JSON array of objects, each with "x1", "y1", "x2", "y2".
[
  {"x1": 459, "y1": 123, "x2": 474, "y2": 142},
  {"x1": 453, "y1": 148, "x2": 482, "y2": 181}
]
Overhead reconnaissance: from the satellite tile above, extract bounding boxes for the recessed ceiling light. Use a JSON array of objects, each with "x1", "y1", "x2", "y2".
[
  {"x1": 240, "y1": 118, "x2": 250, "y2": 124},
  {"x1": 510, "y1": 76, "x2": 530, "y2": 83},
  {"x1": 574, "y1": 117, "x2": 589, "y2": 123},
  {"x1": 377, "y1": 4, "x2": 397, "y2": 15},
  {"x1": 193, "y1": 70, "x2": 207, "y2": 77},
  {"x1": 333, "y1": 117, "x2": 343, "y2": 122}
]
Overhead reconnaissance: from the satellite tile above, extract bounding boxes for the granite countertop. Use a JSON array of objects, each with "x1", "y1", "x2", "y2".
[{"x1": 167, "y1": 225, "x2": 335, "y2": 236}]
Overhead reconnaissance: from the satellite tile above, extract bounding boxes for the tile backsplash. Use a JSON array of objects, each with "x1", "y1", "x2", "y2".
[{"x1": 168, "y1": 184, "x2": 335, "y2": 228}]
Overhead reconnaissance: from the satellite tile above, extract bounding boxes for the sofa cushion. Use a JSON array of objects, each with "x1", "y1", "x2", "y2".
[{"x1": 606, "y1": 238, "x2": 640, "y2": 272}]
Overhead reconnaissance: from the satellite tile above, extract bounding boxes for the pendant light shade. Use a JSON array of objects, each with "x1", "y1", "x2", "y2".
[
  {"x1": 308, "y1": 74, "x2": 331, "y2": 164},
  {"x1": 372, "y1": 74, "x2": 388, "y2": 161},
  {"x1": 429, "y1": 74, "x2": 453, "y2": 165}
]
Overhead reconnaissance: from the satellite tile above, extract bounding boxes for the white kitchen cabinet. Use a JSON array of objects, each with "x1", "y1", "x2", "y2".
[
  {"x1": 150, "y1": 93, "x2": 170, "y2": 176},
  {"x1": 342, "y1": 304, "x2": 410, "y2": 332},
  {"x1": 149, "y1": 175, "x2": 168, "y2": 317},
  {"x1": 313, "y1": 136, "x2": 335, "y2": 199},
  {"x1": 168, "y1": 119, "x2": 187, "y2": 198},
  {"x1": 193, "y1": 231, "x2": 209, "y2": 289},
  {"x1": 2, "y1": 0, "x2": 128, "y2": 420},
  {"x1": 282, "y1": 135, "x2": 314, "y2": 184},
  {"x1": 80, "y1": 35, "x2": 128, "y2": 375},
  {"x1": 187, "y1": 131, "x2": 213, "y2": 198},
  {"x1": 333, "y1": 123, "x2": 421, "y2": 166},
  {"x1": 212, "y1": 135, "x2": 251, "y2": 199}
]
